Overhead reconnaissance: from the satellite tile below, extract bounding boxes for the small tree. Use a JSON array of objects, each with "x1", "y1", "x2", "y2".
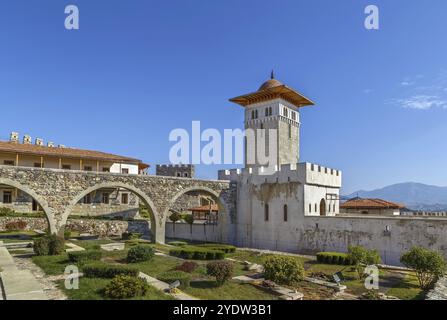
[
  {"x1": 400, "y1": 247, "x2": 446, "y2": 290},
  {"x1": 183, "y1": 214, "x2": 194, "y2": 239},
  {"x1": 206, "y1": 261, "x2": 233, "y2": 286},
  {"x1": 169, "y1": 211, "x2": 181, "y2": 234},
  {"x1": 263, "y1": 256, "x2": 304, "y2": 286},
  {"x1": 348, "y1": 245, "x2": 381, "y2": 279}
]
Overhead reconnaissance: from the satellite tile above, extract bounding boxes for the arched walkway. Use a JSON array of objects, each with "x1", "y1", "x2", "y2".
[
  {"x1": 59, "y1": 182, "x2": 161, "y2": 243},
  {"x1": 0, "y1": 178, "x2": 56, "y2": 233}
]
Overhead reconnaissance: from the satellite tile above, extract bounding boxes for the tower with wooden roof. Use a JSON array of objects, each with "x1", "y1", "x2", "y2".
[{"x1": 229, "y1": 72, "x2": 314, "y2": 169}]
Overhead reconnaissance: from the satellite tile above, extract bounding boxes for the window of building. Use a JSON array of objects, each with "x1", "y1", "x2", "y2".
[
  {"x1": 84, "y1": 166, "x2": 92, "y2": 171},
  {"x1": 284, "y1": 205, "x2": 288, "y2": 222},
  {"x1": 34, "y1": 163, "x2": 41, "y2": 168},
  {"x1": 3, "y1": 191, "x2": 12, "y2": 204},
  {"x1": 102, "y1": 167, "x2": 110, "y2": 172},
  {"x1": 83, "y1": 194, "x2": 91, "y2": 204},
  {"x1": 269, "y1": 107, "x2": 272, "y2": 116},
  {"x1": 311, "y1": 164, "x2": 314, "y2": 171},
  {"x1": 183, "y1": 173, "x2": 189, "y2": 177},
  {"x1": 62, "y1": 164, "x2": 71, "y2": 170},
  {"x1": 315, "y1": 203, "x2": 318, "y2": 212},
  {"x1": 255, "y1": 109, "x2": 258, "y2": 119},
  {"x1": 309, "y1": 204, "x2": 312, "y2": 213},
  {"x1": 121, "y1": 168, "x2": 129, "y2": 174},
  {"x1": 291, "y1": 111, "x2": 296, "y2": 121},
  {"x1": 283, "y1": 107, "x2": 288, "y2": 118},
  {"x1": 4, "y1": 160, "x2": 14, "y2": 166},
  {"x1": 251, "y1": 110, "x2": 255, "y2": 119},
  {"x1": 265, "y1": 108, "x2": 269, "y2": 117},
  {"x1": 176, "y1": 172, "x2": 181, "y2": 177},
  {"x1": 288, "y1": 124, "x2": 292, "y2": 139},
  {"x1": 102, "y1": 193, "x2": 110, "y2": 204},
  {"x1": 264, "y1": 204, "x2": 269, "y2": 221},
  {"x1": 333, "y1": 204, "x2": 336, "y2": 212},
  {"x1": 121, "y1": 193, "x2": 129, "y2": 205}
]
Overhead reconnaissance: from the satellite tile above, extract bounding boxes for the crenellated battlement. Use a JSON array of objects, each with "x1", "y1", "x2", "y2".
[{"x1": 218, "y1": 162, "x2": 342, "y2": 188}]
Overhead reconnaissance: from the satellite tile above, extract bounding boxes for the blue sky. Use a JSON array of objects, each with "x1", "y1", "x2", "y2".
[{"x1": 0, "y1": 0, "x2": 446, "y2": 194}]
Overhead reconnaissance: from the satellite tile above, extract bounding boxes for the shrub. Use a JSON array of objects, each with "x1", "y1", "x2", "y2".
[
  {"x1": 121, "y1": 232, "x2": 142, "y2": 241},
  {"x1": 263, "y1": 256, "x2": 304, "y2": 286},
  {"x1": 0, "y1": 207, "x2": 15, "y2": 216},
  {"x1": 167, "y1": 241, "x2": 188, "y2": 247},
  {"x1": 197, "y1": 244, "x2": 236, "y2": 253},
  {"x1": 400, "y1": 247, "x2": 447, "y2": 289},
  {"x1": 206, "y1": 261, "x2": 233, "y2": 286},
  {"x1": 316, "y1": 252, "x2": 353, "y2": 265},
  {"x1": 33, "y1": 234, "x2": 65, "y2": 256},
  {"x1": 104, "y1": 275, "x2": 148, "y2": 299},
  {"x1": 64, "y1": 230, "x2": 71, "y2": 240},
  {"x1": 68, "y1": 250, "x2": 102, "y2": 265},
  {"x1": 5, "y1": 220, "x2": 27, "y2": 231},
  {"x1": 175, "y1": 261, "x2": 199, "y2": 273},
  {"x1": 348, "y1": 246, "x2": 381, "y2": 279},
  {"x1": 82, "y1": 262, "x2": 139, "y2": 278},
  {"x1": 169, "y1": 247, "x2": 225, "y2": 260},
  {"x1": 126, "y1": 245, "x2": 155, "y2": 263},
  {"x1": 33, "y1": 236, "x2": 50, "y2": 256},
  {"x1": 158, "y1": 271, "x2": 191, "y2": 289}
]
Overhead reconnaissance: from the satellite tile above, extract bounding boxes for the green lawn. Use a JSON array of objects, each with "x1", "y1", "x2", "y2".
[
  {"x1": 183, "y1": 280, "x2": 279, "y2": 300},
  {"x1": 32, "y1": 253, "x2": 70, "y2": 275},
  {"x1": 386, "y1": 273, "x2": 426, "y2": 300},
  {"x1": 58, "y1": 278, "x2": 174, "y2": 300}
]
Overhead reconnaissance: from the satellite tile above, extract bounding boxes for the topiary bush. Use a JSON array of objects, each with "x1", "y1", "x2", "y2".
[
  {"x1": 82, "y1": 262, "x2": 139, "y2": 278},
  {"x1": 316, "y1": 252, "x2": 353, "y2": 265},
  {"x1": 158, "y1": 271, "x2": 191, "y2": 289},
  {"x1": 175, "y1": 261, "x2": 199, "y2": 273},
  {"x1": 104, "y1": 275, "x2": 149, "y2": 299},
  {"x1": 126, "y1": 245, "x2": 155, "y2": 263},
  {"x1": 263, "y1": 256, "x2": 304, "y2": 286},
  {"x1": 33, "y1": 234, "x2": 65, "y2": 256},
  {"x1": 206, "y1": 261, "x2": 234, "y2": 286},
  {"x1": 169, "y1": 247, "x2": 225, "y2": 260},
  {"x1": 68, "y1": 250, "x2": 102, "y2": 265}
]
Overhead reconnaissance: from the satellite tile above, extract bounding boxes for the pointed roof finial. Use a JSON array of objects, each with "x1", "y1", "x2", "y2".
[{"x1": 271, "y1": 70, "x2": 275, "y2": 79}]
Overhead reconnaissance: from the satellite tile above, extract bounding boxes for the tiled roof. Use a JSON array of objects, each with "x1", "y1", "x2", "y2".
[
  {"x1": 340, "y1": 198, "x2": 404, "y2": 210},
  {"x1": 188, "y1": 204, "x2": 219, "y2": 212},
  {"x1": 0, "y1": 140, "x2": 148, "y2": 166}
]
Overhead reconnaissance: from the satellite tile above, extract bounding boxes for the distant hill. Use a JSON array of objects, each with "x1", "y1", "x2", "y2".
[{"x1": 344, "y1": 182, "x2": 447, "y2": 211}]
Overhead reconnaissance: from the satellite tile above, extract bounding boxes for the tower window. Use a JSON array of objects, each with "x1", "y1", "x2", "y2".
[
  {"x1": 309, "y1": 204, "x2": 312, "y2": 213},
  {"x1": 255, "y1": 109, "x2": 258, "y2": 119},
  {"x1": 288, "y1": 124, "x2": 292, "y2": 139},
  {"x1": 283, "y1": 107, "x2": 288, "y2": 118},
  {"x1": 292, "y1": 112, "x2": 296, "y2": 121},
  {"x1": 251, "y1": 110, "x2": 255, "y2": 119},
  {"x1": 284, "y1": 205, "x2": 288, "y2": 222},
  {"x1": 269, "y1": 107, "x2": 272, "y2": 116},
  {"x1": 265, "y1": 108, "x2": 269, "y2": 116},
  {"x1": 264, "y1": 204, "x2": 269, "y2": 221}
]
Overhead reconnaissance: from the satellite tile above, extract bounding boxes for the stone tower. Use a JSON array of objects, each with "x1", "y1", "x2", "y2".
[{"x1": 229, "y1": 72, "x2": 314, "y2": 170}]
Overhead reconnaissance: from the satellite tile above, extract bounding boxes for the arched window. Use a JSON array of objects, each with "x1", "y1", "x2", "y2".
[
  {"x1": 320, "y1": 199, "x2": 327, "y2": 216},
  {"x1": 283, "y1": 205, "x2": 288, "y2": 222},
  {"x1": 264, "y1": 203, "x2": 269, "y2": 221},
  {"x1": 269, "y1": 107, "x2": 272, "y2": 116},
  {"x1": 283, "y1": 107, "x2": 288, "y2": 118}
]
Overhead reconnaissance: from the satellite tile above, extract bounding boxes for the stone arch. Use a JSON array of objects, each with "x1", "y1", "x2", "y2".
[
  {"x1": 165, "y1": 186, "x2": 231, "y2": 243},
  {"x1": 320, "y1": 198, "x2": 326, "y2": 216},
  {"x1": 0, "y1": 177, "x2": 56, "y2": 233},
  {"x1": 59, "y1": 182, "x2": 161, "y2": 242}
]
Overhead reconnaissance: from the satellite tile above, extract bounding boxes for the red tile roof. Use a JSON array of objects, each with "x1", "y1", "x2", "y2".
[
  {"x1": 0, "y1": 140, "x2": 149, "y2": 167},
  {"x1": 188, "y1": 204, "x2": 219, "y2": 212},
  {"x1": 340, "y1": 198, "x2": 404, "y2": 210}
]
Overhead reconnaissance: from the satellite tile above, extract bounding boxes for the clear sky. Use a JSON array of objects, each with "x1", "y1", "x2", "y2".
[{"x1": 1, "y1": 0, "x2": 446, "y2": 194}]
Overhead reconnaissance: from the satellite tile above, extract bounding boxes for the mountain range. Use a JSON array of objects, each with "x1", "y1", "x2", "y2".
[{"x1": 344, "y1": 182, "x2": 447, "y2": 211}]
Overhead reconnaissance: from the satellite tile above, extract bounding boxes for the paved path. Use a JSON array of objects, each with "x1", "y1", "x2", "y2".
[
  {"x1": 139, "y1": 272, "x2": 199, "y2": 300},
  {"x1": 0, "y1": 247, "x2": 48, "y2": 300},
  {"x1": 65, "y1": 242, "x2": 85, "y2": 252}
]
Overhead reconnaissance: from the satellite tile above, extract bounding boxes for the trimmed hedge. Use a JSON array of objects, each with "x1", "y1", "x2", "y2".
[
  {"x1": 82, "y1": 262, "x2": 139, "y2": 278},
  {"x1": 68, "y1": 250, "x2": 102, "y2": 264},
  {"x1": 316, "y1": 252, "x2": 353, "y2": 265},
  {"x1": 196, "y1": 244, "x2": 236, "y2": 253},
  {"x1": 158, "y1": 271, "x2": 191, "y2": 289},
  {"x1": 169, "y1": 247, "x2": 225, "y2": 260},
  {"x1": 33, "y1": 234, "x2": 65, "y2": 256},
  {"x1": 167, "y1": 241, "x2": 188, "y2": 247},
  {"x1": 127, "y1": 245, "x2": 155, "y2": 263},
  {"x1": 104, "y1": 275, "x2": 149, "y2": 299}
]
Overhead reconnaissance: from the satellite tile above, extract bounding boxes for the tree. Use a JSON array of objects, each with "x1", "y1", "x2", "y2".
[
  {"x1": 169, "y1": 211, "x2": 181, "y2": 234},
  {"x1": 400, "y1": 247, "x2": 446, "y2": 290},
  {"x1": 348, "y1": 245, "x2": 381, "y2": 279},
  {"x1": 183, "y1": 214, "x2": 194, "y2": 239}
]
